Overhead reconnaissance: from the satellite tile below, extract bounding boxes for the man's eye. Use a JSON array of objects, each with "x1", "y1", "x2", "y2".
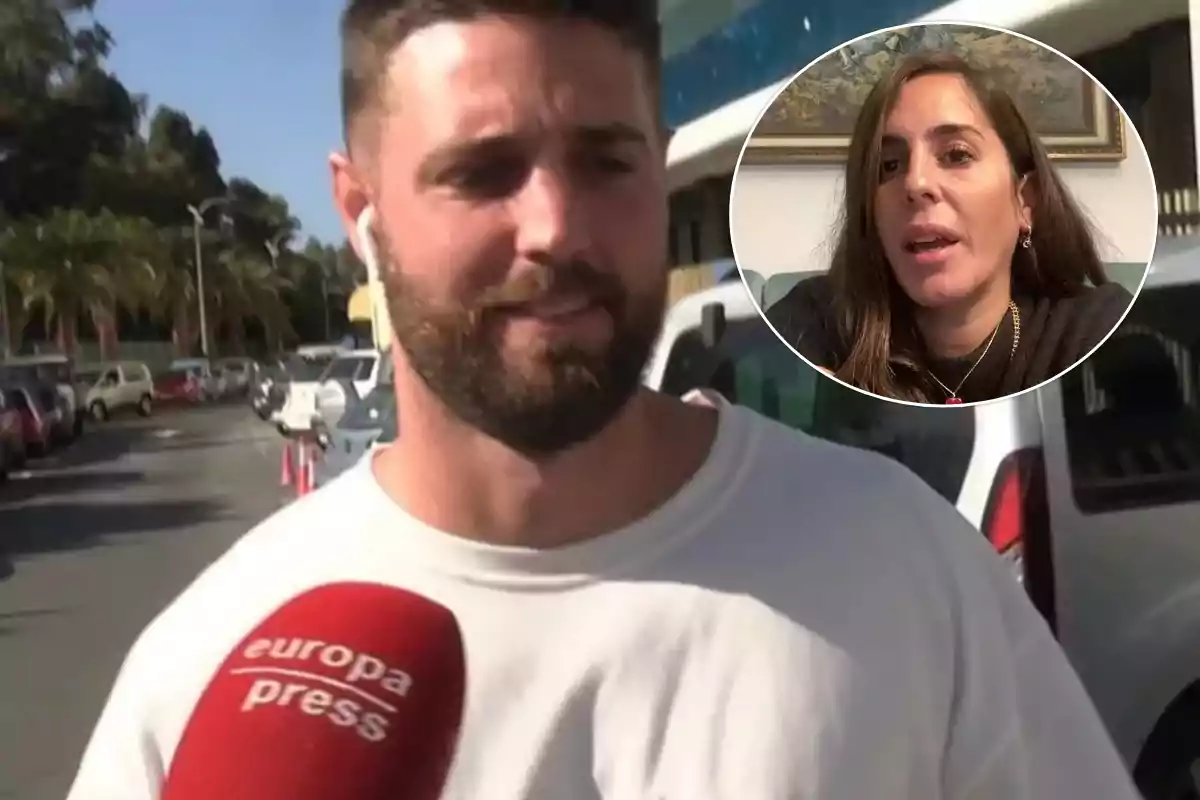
[
  {"x1": 450, "y1": 159, "x2": 527, "y2": 198},
  {"x1": 583, "y1": 153, "x2": 634, "y2": 174}
]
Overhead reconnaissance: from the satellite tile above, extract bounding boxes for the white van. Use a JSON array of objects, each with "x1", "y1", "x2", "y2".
[
  {"x1": 647, "y1": 244, "x2": 1200, "y2": 797},
  {"x1": 274, "y1": 349, "x2": 376, "y2": 435},
  {"x1": 313, "y1": 349, "x2": 385, "y2": 429}
]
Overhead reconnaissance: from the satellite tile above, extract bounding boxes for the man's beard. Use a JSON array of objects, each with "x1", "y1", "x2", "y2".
[{"x1": 376, "y1": 234, "x2": 665, "y2": 458}]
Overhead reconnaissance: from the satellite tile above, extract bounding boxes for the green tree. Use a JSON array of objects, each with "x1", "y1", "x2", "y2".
[{"x1": 0, "y1": 208, "x2": 156, "y2": 357}]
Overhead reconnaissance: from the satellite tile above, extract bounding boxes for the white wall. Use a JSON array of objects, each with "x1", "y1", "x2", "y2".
[{"x1": 729, "y1": 117, "x2": 1158, "y2": 277}]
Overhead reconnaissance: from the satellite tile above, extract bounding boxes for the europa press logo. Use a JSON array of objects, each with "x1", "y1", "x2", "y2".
[
  {"x1": 164, "y1": 582, "x2": 467, "y2": 794},
  {"x1": 232, "y1": 636, "x2": 412, "y2": 741}
]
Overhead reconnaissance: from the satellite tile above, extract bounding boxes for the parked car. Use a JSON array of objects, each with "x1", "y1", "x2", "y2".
[
  {"x1": 312, "y1": 377, "x2": 397, "y2": 489},
  {"x1": 167, "y1": 358, "x2": 219, "y2": 400},
  {"x1": 645, "y1": 238, "x2": 1200, "y2": 797},
  {"x1": 0, "y1": 354, "x2": 82, "y2": 440},
  {"x1": 2, "y1": 382, "x2": 57, "y2": 457},
  {"x1": 313, "y1": 349, "x2": 386, "y2": 430},
  {"x1": 0, "y1": 387, "x2": 27, "y2": 481},
  {"x1": 154, "y1": 366, "x2": 205, "y2": 405},
  {"x1": 217, "y1": 357, "x2": 257, "y2": 397},
  {"x1": 75, "y1": 361, "x2": 155, "y2": 420}
]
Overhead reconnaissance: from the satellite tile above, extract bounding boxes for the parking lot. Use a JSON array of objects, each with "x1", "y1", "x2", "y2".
[{"x1": 0, "y1": 403, "x2": 287, "y2": 800}]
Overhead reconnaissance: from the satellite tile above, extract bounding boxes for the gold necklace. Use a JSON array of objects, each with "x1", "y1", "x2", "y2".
[{"x1": 928, "y1": 300, "x2": 1021, "y2": 405}]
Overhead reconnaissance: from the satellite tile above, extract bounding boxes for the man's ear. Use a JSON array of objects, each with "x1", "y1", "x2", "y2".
[{"x1": 329, "y1": 150, "x2": 372, "y2": 258}]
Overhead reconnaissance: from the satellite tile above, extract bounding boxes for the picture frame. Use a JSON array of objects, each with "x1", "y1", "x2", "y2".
[{"x1": 742, "y1": 25, "x2": 1126, "y2": 165}]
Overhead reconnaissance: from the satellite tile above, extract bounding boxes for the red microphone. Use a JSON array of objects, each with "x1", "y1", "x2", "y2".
[{"x1": 162, "y1": 582, "x2": 467, "y2": 799}]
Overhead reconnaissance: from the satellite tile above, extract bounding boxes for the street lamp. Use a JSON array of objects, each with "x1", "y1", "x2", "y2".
[{"x1": 186, "y1": 196, "x2": 228, "y2": 359}]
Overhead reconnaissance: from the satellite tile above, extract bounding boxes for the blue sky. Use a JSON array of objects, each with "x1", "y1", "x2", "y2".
[{"x1": 99, "y1": 1, "x2": 348, "y2": 244}]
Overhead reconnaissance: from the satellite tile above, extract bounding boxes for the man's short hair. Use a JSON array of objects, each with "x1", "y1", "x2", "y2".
[{"x1": 339, "y1": 0, "x2": 662, "y2": 149}]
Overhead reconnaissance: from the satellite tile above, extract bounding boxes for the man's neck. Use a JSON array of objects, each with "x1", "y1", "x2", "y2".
[
  {"x1": 915, "y1": 279, "x2": 1011, "y2": 359},
  {"x1": 372, "y1": 380, "x2": 719, "y2": 550}
]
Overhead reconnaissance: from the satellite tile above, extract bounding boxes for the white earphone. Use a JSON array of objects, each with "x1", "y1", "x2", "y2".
[{"x1": 355, "y1": 204, "x2": 381, "y2": 284}]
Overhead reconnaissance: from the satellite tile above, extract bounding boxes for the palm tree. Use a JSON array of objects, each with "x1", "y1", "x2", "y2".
[
  {"x1": 92, "y1": 214, "x2": 159, "y2": 358},
  {"x1": 209, "y1": 245, "x2": 295, "y2": 355},
  {"x1": 0, "y1": 224, "x2": 30, "y2": 354},
  {"x1": 0, "y1": 207, "x2": 153, "y2": 357},
  {"x1": 145, "y1": 225, "x2": 202, "y2": 357}
]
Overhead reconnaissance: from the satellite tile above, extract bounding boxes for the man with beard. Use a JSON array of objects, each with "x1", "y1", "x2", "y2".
[{"x1": 66, "y1": 3, "x2": 1141, "y2": 799}]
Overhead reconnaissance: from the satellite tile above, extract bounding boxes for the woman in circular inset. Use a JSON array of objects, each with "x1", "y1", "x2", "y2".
[{"x1": 765, "y1": 52, "x2": 1135, "y2": 404}]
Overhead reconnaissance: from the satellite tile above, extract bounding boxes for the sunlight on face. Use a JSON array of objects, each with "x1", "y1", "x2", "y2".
[
  {"x1": 363, "y1": 16, "x2": 669, "y2": 454},
  {"x1": 873, "y1": 73, "x2": 1031, "y2": 310}
]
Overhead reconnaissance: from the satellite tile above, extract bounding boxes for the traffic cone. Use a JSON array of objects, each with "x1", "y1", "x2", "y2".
[
  {"x1": 303, "y1": 447, "x2": 317, "y2": 495},
  {"x1": 295, "y1": 444, "x2": 308, "y2": 497},
  {"x1": 297, "y1": 443, "x2": 316, "y2": 498},
  {"x1": 280, "y1": 442, "x2": 294, "y2": 487}
]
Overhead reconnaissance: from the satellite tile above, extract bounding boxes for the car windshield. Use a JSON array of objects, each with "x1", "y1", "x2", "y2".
[
  {"x1": 339, "y1": 382, "x2": 396, "y2": 433},
  {"x1": 30, "y1": 362, "x2": 71, "y2": 383},
  {"x1": 286, "y1": 356, "x2": 334, "y2": 382},
  {"x1": 76, "y1": 370, "x2": 103, "y2": 386}
]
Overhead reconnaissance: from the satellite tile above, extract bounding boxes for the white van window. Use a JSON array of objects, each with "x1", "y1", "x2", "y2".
[
  {"x1": 325, "y1": 356, "x2": 372, "y2": 381},
  {"x1": 661, "y1": 317, "x2": 976, "y2": 504},
  {"x1": 1061, "y1": 281, "x2": 1200, "y2": 513},
  {"x1": 353, "y1": 357, "x2": 377, "y2": 381}
]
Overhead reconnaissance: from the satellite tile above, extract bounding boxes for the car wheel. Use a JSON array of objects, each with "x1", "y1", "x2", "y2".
[
  {"x1": 137, "y1": 394, "x2": 153, "y2": 416},
  {"x1": 89, "y1": 400, "x2": 108, "y2": 421},
  {"x1": 1134, "y1": 688, "x2": 1200, "y2": 800}
]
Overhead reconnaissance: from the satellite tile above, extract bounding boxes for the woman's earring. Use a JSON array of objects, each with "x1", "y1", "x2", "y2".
[{"x1": 1021, "y1": 228, "x2": 1032, "y2": 249}]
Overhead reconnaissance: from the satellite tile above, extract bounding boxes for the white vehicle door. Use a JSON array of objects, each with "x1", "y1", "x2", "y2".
[
  {"x1": 99, "y1": 367, "x2": 121, "y2": 405},
  {"x1": 1037, "y1": 271, "x2": 1200, "y2": 771},
  {"x1": 117, "y1": 365, "x2": 136, "y2": 405}
]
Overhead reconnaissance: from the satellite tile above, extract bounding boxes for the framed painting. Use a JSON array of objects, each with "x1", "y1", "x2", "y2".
[{"x1": 742, "y1": 24, "x2": 1126, "y2": 164}]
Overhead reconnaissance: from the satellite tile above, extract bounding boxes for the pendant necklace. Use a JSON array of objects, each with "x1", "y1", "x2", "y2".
[{"x1": 928, "y1": 300, "x2": 1022, "y2": 405}]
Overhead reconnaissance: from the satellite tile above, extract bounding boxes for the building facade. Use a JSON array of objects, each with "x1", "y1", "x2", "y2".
[{"x1": 662, "y1": 0, "x2": 1195, "y2": 271}]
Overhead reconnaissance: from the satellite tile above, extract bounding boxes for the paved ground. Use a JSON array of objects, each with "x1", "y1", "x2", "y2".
[{"x1": 0, "y1": 403, "x2": 291, "y2": 800}]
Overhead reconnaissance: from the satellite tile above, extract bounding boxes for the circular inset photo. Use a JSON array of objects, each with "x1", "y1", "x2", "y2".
[{"x1": 730, "y1": 22, "x2": 1158, "y2": 407}]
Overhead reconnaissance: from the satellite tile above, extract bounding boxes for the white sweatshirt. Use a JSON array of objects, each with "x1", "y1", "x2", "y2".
[{"x1": 65, "y1": 398, "x2": 1140, "y2": 799}]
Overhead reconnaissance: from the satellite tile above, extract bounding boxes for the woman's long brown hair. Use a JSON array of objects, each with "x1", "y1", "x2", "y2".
[{"x1": 828, "y1": 51, "x2": 1108, "y2": 402}]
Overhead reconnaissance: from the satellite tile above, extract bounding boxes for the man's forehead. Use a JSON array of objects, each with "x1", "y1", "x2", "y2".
[{"x1": 377, "y1": 16, "x2": 654, "y2": 143}]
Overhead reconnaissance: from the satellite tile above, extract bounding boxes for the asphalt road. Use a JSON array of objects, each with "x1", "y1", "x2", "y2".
[{"x1": 0, "y1": 403, "x2": 291, "y2": 800}]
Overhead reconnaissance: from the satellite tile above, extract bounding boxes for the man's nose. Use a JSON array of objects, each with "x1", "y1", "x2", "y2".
[{"x1": 511, "y1": 166, "x2": 590, "y2": 261}]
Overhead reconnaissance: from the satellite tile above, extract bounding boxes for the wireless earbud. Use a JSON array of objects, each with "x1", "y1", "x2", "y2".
[{"x1": 355, "y1": 205, "x2": 380, "y2": 284}]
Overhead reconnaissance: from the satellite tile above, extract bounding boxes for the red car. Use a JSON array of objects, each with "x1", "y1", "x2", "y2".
[
  {"x1": 0, "y1": 388, "x2": 27, "y2": 479},
  {"x1": 4, "y1": 384, "x2": 54, "y2": 457},
  {"x1": 154, "y1": 367, "x2": 203, "y2": 404}
]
